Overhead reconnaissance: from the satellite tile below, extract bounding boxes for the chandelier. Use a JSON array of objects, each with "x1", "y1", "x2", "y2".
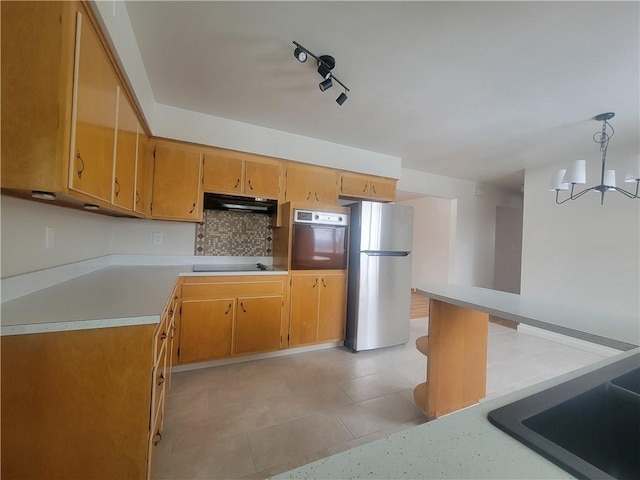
[{"x1": 550, "y1": 112, "x2": 640, "y2": 205}]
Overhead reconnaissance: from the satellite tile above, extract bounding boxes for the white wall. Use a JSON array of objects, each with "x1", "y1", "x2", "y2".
[
  {"x1": 521, "y1": 159, "x2": 640, "y2": 343},
  {"x1": 110, "y1": 217, "x2": 195, "y2": 255},
  {"x1": 0, "y1": 196, "x2": 113, "y2": 277},
  {"x1": 397, "y1": 196, "x2": 456, "y2": 287},
  {"x1": 398, "y1": 168, "x2": 523, "y2": 287}
]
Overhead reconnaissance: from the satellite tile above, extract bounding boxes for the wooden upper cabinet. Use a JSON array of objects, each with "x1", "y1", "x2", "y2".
[
  {"x1": 203, "y1": 155, "x2": 243, "y2": 194},
  {"x1": 340, "y1": 172, "x2": 370, "y2": 198},
  {"x1": 134, "y1": 132, "x2": 151, "y2": 216},
  {"x1": 68, "y1": 9, "x2": 119, "y2": 203},
  {"x1": 245, "y1": 160, "x2": 280, "y2": 199},
  {"x1": 339, "y1": 172, "x2": 397, "y2": 202},
  {"x1": 151, "y1": 141, "x2": 203, "y2": 222},
  {"x1": 203, "y1": 149, "x2": 282, "y2": 200},
  {"x1": 285, "y1": 163, "x2": 337, "y2": 205},
  {"x1": 112, "y1": 87, "x2": 137, "y2": 210},
  {"x1": 370, "y1": 177, "x2": 397, "y2": 201}
]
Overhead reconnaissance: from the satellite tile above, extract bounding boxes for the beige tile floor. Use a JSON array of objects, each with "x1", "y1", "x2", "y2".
[{"x1": 154, "y1": 319, "x2": 614, "y2": 479}]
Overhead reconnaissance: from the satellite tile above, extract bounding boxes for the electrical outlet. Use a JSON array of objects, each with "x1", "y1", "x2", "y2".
[
  {"x1": 45, "y1": 226, "x2": 55, "y2": 249},
  {"x1": 153, "y1": 232, "x2": 163, "y2": 245}
]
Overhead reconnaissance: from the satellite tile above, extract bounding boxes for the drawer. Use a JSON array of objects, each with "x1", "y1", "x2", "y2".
[{"x1": 182, "y1": 281, "x2": 283, "y2": 300}]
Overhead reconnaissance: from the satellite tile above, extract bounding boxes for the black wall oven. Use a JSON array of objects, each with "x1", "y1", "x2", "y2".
[{"x1": 291, "y1": 209, "x2": 349, "y2": 270}]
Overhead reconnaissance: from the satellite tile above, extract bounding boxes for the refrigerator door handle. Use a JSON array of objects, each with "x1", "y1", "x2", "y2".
[{"x1": 362, "y1": 250, "x2": 410, "y2": 257}]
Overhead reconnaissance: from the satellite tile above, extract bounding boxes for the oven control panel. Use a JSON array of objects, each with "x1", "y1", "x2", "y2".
[{"x1": 293, "y1": 209, "x2": 348, "y2": 226}]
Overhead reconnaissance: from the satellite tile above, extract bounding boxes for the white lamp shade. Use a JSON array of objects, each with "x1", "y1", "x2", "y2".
[
  {"x1": 564, "y1": 160, "x2": 587, "y2": 184},
  {"x1": 549, "y1": 169, "x2": 569, "y2": 191},
  {"x1": 603, "y1": 169, "x2": 616, "y2": 189},
  {"x1": 625, "y1": 155, "x2": 640, "y2": 182}
]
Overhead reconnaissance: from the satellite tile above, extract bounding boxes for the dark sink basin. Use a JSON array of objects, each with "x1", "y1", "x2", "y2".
[{"x1": 488, "y1": 353, "x2": 640, "y2": 480}]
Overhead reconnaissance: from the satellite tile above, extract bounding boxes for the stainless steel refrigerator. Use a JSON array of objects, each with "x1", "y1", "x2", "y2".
[{"x1": 345, "y1": 201, "x2": 414, "y2": 352}]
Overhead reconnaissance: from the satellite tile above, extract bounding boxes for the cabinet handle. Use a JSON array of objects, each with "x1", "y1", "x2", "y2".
[
  {"x1": 340, "y1": 177, "x2": 344, "y2": 192},
  {"x1": 248, "y1": 179, "x2": 254, "y2": 191},
  {"x1": 306, "y1": 192, "x2": 312, "y2": 200},
  {"x1": 189, "y1": 202, "x2": 196, "y2": 214},
  {"x1": 362, "y1": 183, "x2": 367, "y2": 193},
  {"x1": 153, "y1": 431, "x2": 162, "y2": 446},
  {"x1": 160, "y1": 332, "x2": 167, "y2": 340},
  {"x1": 114, "y1": 178, "x2": 120, "y2": 197},
  {"x1": 312, "y1": 278, "x2": 318, "y2": 288},
  {"x1": 322, "y1": 278, "x2": 327, "y2": 288},
  {"x1": 372, "y1": 185, "x2": 377, "y2": 194},
  {"x1": 224, "y1": 303, "x2": 232, "y2": 315},
  {"x1": 240, "y1": 302, "x2": 247, "y2": 313},
  {"x1": 315, "y1": 192, "x2": 319, "y2": 202},
  {"x1": 75, "y1": 151, "x2": 85, "y2": 179},
  {"x1": 157, "y1": 373, "x2": 165, "y2": 386},
  {"x1": 135, "y1": 191, "x2": 141, "y2": 205},
  {"x1": 234, "y1": 178, "x2": 240, "y2": 189}
]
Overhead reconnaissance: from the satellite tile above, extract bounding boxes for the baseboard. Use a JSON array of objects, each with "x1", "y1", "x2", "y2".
[
  {"x1": 517, "y1": 324, "x2": 622, "y2": 357},
  {"x1": 172, "y1": 341, "x2": 345, "y2": 372}
]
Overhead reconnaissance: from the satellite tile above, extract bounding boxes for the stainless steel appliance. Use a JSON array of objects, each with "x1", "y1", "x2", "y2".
[
  {"x1": 345, "y1": 201, "x2": 414, "y2": 352},
  {"x1": 291, "y1": 209, "x2": 348, "y2": 270}
]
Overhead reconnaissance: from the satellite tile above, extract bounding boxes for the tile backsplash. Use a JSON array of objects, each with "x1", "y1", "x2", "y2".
[{"x1": 195, "y1": 210, "x2": 273, "y2": 256}]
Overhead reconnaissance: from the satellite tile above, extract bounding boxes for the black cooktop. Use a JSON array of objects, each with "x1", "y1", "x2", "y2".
[{"x1": 192, "y1": 263, "x2": 273, "y2": 272}]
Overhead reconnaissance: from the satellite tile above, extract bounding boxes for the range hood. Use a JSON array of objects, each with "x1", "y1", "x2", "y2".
[{"x1": 203, "y1": 193, "x2": 277, "y2": 214}]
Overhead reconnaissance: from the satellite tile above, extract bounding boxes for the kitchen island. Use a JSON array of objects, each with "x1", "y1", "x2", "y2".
[{"x1": 273, "y1": 347, "x2": 639, "y2": 479}]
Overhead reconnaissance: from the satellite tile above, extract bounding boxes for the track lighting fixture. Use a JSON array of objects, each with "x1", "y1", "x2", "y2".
[
  {"x1": 294, "y1": 47, "x2": 307, "y2": 63},
  {"x1": 292, "y1": 41, "x2": 350, "y2": 106},
  {"x1": 319, "y1": 78, "x2": 333, "y2": 91}
]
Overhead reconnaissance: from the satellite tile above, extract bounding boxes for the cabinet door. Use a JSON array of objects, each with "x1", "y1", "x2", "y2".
[
  {"x1": 69, "y1": 10, "x2": 118, "y2": 202},
  {"x1": 318, "y1": 274, "x2": 347, "y2": 342},
  {"x1": 134, "y1": 132, "x2": 150, "y2": 216},
  {"x1": 245, "y1": 160, "x2": 281, "y2": 199},
  {"x1": 234, "y1": 296, "x2": 282, "y2": 354},
  {"x1": 289, "y1": 275, "x2": 320, "y2": 346},
  {"x1": 151, "y1": 144, "x2": 202, "y2": 221},
  {"x1": 370, "y1": 177, "x2": 397, "y2": 201},
  {"x1": 112, "y1": 88, "x2": 137, "y2": 210},
  {"x1": 314, "y1": 169, "x2": 338, "y2": 204},
  {"x1": 340, "y1": 173, "x2": 370, "y2": 198},
  {"x1": 203, "y1": 154, "x2": 243, "y2": 194},
  {"x1": 179, "y1": 299, "x2": 234, "y2": 363},
  {"x1": 285, "y1": 164, "x2": 337, "y2": 204}
]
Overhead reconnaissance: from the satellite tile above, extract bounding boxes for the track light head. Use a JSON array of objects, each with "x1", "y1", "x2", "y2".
[
  {"x1": 317, "y1": 55, "x2": 335, "y2": 79},
  {"x1": 319, "y1": 78, "x2": 333, "y2": 91},
  {"x1": 336, "y1": 92, "x2": 347, "y2": 105},
  {"x1": 294, "y1": 47, "x2": 307, "y2": 63}
]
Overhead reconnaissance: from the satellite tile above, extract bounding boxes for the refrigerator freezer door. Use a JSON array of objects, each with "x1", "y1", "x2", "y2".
[
  {"x1": 353, "y1": 252, "x2": 412, "y2": 351},
  {"x1": 359, "y1": 202, "x2": 414, "y2": 253}
]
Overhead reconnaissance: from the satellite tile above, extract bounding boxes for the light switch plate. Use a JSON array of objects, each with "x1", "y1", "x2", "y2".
[{"x1": 153, "y1": 232, "x2": 163, "y2": 245}]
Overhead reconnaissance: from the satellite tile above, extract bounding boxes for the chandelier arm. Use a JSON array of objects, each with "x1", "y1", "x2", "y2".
[
  {"x1": 569, "y1": 185, "x2": 597, "y2": 200},
  {"x1": 611, "y1": 185, "x2": 640, "y2": 199}
]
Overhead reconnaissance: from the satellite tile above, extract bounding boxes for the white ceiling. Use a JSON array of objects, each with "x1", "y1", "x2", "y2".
[{"x1": 124, "y1": 1, "x2": 639, "y2": 191}]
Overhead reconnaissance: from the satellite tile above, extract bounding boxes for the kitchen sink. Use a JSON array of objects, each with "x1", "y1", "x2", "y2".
[{"x1": 488, "y1": 353, "x2": 640, "y2": 480}]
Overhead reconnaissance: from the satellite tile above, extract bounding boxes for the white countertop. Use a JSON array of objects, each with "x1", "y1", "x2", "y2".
[
  {"x1": 273, "y1": 348, "x2": 639, "y2": 480},
  {"x1": 417, "y1": 284, "x2": 639, "y2": 351},
  {"x1": 1, "y1": 258, "x2": 287, "y2": 336}
]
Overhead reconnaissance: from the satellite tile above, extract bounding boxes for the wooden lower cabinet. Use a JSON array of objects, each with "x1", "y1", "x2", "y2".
[
  {"x1": 178, "y1": 275, "x2": 287, "y2": 364},
  {"x1": 0, "y1": 281, "x2": 180, "y2": 480},
  {"x1": 179, "y1": 298, "x2": 235, "y2": 363},
  {"x1": 289, "y1": 271, "x2": 347, "y2": 347}
]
